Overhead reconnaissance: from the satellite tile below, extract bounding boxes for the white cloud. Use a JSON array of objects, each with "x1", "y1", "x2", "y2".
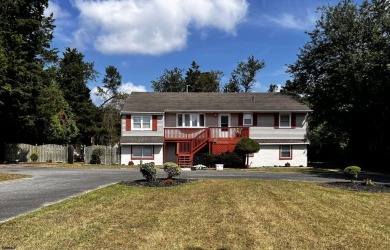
[
  {"x1": 45, "y1": 1, "x2": 70, "y2": 19},
  {"x1": 264, "y1": 11, "x2": 317, "y2": 31},
  {"x1": 91, "y1": 82, "x2": 147, "y2": 106},
  {"x1": 73, "y1": 0, "x2": 248, "y2": 55}
]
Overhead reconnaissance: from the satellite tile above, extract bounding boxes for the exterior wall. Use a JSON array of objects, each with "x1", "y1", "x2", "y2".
[
  {"x1": 121, "y1": 114, "x2": 164, "y2": 136},
  {"x1": 120, "y1": 145, "x2": 163, "y2": 165},
  {"x1": 205, "y1": 113, "x2": 218, "y2": 127},
  {"x1": 250, "y1": 113, "x2": 308, "y2": 140},
  {"x1": 249, "y1": 127, "x2": 307, "y2": 139},
  {"x1": 250, "y1": 144, "x2": 308, "y2": 167}
]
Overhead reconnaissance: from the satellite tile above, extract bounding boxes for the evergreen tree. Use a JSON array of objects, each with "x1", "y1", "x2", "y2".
[
  {"x1": 57, "y1": 48, "x2": 101, "y2": 145},
  {"x1": 0, "y1": 0, "x2": 57, "y2": 144}
]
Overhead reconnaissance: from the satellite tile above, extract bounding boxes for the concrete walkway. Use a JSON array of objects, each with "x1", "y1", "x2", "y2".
[{"x1": 1, "y1": 165, "x2": 388, "y2": 223}]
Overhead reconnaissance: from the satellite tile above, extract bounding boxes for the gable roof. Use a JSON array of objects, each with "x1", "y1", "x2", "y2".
[{"x1": 121, "y1": 92, "x2": 311, "y2": 113}]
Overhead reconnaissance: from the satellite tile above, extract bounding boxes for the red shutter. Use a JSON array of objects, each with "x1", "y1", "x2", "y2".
[
  {"x1": 291, "y1": 113, "x2": 296, "y2": 129},
  {"x1": 253, "y1": 113, "x2": 257, "y2": 126},
  {"x1": 238, "y1": 113, "x2": 243, "y2": 126},
  {"x1": 152, "y1": 115, "x2": 158, "y2": 131},
  {"x1": 274, "y1": 113, "x2": 279, "y2": 129},
  {"x1": 126, "y1": 115, "x2": 131, "y2": 131}
]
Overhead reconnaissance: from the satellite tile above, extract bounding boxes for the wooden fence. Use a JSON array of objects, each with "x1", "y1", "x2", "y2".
[{"x1": 4, "y1": 144, "x2": 120, "y2": 165}]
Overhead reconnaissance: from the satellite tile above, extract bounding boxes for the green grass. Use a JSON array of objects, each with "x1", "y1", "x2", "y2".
[
  {"x1": 1, "y1": 179, "x2": 389, "y2": 249},
  {"x1": 0, "y1": 173, "x2": 32, "y2": 182}
]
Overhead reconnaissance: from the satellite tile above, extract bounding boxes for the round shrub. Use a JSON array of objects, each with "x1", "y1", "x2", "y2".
[
  {"x1": 344, "y1": 165, "x2": 361, "y2": 181},
  {"x1": 163, "y1": 162, "x2": 181, "y2": 179},
  {"x1": 30, "y1": 153, "x2": 38, "y2": 162},
  {"x1": 140, "y1": 162, "x2": 156, "y2": 182}
]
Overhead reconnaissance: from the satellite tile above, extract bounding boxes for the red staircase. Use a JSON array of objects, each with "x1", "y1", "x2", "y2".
[{"x1": 176, "y1": 129, "x2": 209, "y2": 168}]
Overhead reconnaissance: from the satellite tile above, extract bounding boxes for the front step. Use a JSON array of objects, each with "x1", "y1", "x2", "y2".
[{"x1": 178, "y1": 154, "x2": 192, "y2": 168}]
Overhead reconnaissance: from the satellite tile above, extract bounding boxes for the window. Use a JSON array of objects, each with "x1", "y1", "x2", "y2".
[
  {"x1": 132, "y1": 116, "x2": 151, "y2": 130},
  {"x1": 243, "y1": 114, "x2": 253, "y2": 126},
  {"x1": 177, "y1": 113, "x2": 205, "y2": 127},
  {"x1": 279, "y1": 114, "x2": 291, "y2": 128},
  {"x1": 132, "y1": 146, "x2": 153, "y2": 159},
  {"x1": 280, "y1": 145, "x2": 292, "y2": 159}
]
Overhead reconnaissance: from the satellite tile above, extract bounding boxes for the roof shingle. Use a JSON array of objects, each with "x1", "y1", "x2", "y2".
[{"x1": 121, "y1": 92, "x2": 311, "y2": 113}]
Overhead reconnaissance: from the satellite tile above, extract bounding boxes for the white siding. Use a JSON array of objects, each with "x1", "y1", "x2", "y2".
[
  {"x1": 250, "y1": 145, "x2": 308, "y2": 167},
  {"x1": 250, "y1": 127, "x2": 307, "y2": 139},
  {"x1": 120, "y1": 145, "x2": 163, "y2": 165}
]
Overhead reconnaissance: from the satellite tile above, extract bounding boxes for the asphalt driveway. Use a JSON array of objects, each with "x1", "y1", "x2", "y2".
[{"x1": 1, "y1": 165, "x2": 388, "y2": 223}]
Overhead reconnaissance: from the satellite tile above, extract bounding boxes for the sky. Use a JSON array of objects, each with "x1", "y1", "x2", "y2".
[{"x1": 45, "y1": 0, "x2": 346, "y2": 105}]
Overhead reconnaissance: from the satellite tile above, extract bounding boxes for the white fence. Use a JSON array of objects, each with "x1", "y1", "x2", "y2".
[{"x1": 4, "y1": 144, "x2": 120, "y2": 165}]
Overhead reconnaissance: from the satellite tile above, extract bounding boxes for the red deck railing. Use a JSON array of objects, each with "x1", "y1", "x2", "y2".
[{"x1": 164, "y1": 127, "x2": 249, "y2": 140}]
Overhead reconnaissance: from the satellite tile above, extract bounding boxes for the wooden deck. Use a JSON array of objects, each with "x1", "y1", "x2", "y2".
[{"x1": 164, "y1": 127, "x2": 249, "y2": 167}]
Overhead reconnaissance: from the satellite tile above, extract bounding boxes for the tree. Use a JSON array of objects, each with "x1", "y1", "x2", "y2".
[
  {"x1": 97, "y1": 65, "x2": 129, "y2": 145},
  {"x1": 152, "y1": 67, "x2": 185, "y2": 92},
  {"x1": 57, "y1": 48, "x2": 101, "y2": 145},
  {"x1": 0, "y1": 0, "x2": 57, "y2": 144},
  {"x1": 184, "y1": 61, "x2": 222, "y2": 92},
  {"x1": 286, "y1": 0, "x2": 390, "y2": 169},
  {"x1": 225, "y1": 55, "x2": 265, "y2": 92},
  {"x1": 234, "y1": 137, "x2": 260, "y2": 167},
  {"x1": 268, "y1": 84, "x2": 279, "y2": 92}
]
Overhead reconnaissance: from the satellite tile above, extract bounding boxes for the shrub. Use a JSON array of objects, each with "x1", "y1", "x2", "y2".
[
  {"x1": 128, "y1": 161, "x2": 134, "y2": 166},
  {"x1": 30, "y1": 153, "x2": 38, "y2": 162},
  {"x1": 163, "y1": 162, "x2": 181, "y2": 179},
  {"x1": 285, "y1": 162, "x2": 291, "y2": 167},
  {"x1": 90, "y1": 147, "x2": 103, "y2": 164},
  {"x1": 140, "y1": 162, "x2": 156, "y2": 182},
  {"x1": 344, "y1": 166, "x2": 361, "y2": 182},
  {"x1": 362, "y1": 178, "x2": 374, "y2": 186},
  {"x1": 235, "y1": 137, "x2": 260, "y2": 167}
]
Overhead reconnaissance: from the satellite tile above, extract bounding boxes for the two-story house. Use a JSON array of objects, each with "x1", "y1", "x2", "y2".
[{"x1": 120, "y1": 92, "x2": 311, "y2": 167}]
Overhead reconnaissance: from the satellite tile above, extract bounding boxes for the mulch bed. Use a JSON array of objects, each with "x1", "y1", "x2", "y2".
[
  {"x1": 321, "y1": 181, "x2": 390, "y2": 193},
  {"x1": 120, "y1": 178, "x2": 196, "y2": 188}
]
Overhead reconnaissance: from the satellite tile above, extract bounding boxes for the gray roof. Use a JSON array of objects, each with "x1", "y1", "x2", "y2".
[
  {"x1": 121, "y1": 136, "x2": 164, "y2": 144},
  {"x1": 122, "y1": 92, "x2": 311, "y2": 113}
]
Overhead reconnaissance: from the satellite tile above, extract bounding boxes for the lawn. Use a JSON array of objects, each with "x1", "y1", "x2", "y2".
[
  {"x1": 0, "y1": 173, "x2": 31, "y2": 182},
  {"x1": 0, "y1": 179, "x2": 389, "y2": 249}
]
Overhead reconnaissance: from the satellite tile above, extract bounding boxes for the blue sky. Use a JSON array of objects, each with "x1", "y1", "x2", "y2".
[{"x1": 45, "y1": 0, "x2": 346, "y2": 105}]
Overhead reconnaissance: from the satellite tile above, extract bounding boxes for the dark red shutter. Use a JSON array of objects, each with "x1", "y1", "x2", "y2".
[
  {"x1": 253, "y1": 113, "x2": 257, "y2": 126},
  {"x1": 274, "y1": 113, "x2": 279, "y2": 129},
  {"x1": 291, "y1": 113, "x2": 296, "y2": 129},
  {"x1": 238, "y1": 113, "x2": 243, "y2": 126},
  {"x1": 126, "y1": 115, "x2": 131, "y2": 131},
  {"x1": 152, "y1": 115, "x2": 158, "y2": 131}
]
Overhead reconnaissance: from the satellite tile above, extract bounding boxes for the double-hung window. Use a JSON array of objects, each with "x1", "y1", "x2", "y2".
[
  {"x1": 132, "y1": 146, "x2": 153, "y2": 159},
  {"x1": 133, "y1": 116, "x2": 151, "y2": 130},
  {"x1": 280, "y1": 145, "x2": 292, "y2": 159},
  {"x1": 279, "y1": 114, "x2": 291, "y2": 128},
  {"x1": 177, "y1": 114, "x2": 205, "y2": 127},
  {"x1": 243, "y1": 114, "x2": 253, "y2": 126}
]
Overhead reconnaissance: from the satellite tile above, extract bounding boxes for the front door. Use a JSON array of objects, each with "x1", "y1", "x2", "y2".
[{"x1": 219, "y1": 114, "x2": 230, "y2": 138}]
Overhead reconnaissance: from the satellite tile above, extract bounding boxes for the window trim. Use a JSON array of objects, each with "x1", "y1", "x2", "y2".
[
  {"x1": 243, "y1": 113, "x2": 253, "y2": 126},
  {"x1": 279, "y1": 145, "x2": 293, "y2": 160},
  {"x1": 132, "y1": 116, "x2": 152, "y2": 131},
  {"x1": 177, "y1": 113, "x2": 205, "y2": 127},
  {"x1": 131, "y1": 145, "x2": 154, "y2": 160},
  {"x1": 279, "y1": 113, "x2": 291, "y2": 128}
]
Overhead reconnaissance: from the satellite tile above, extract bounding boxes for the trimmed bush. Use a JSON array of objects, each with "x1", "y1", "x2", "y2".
[
  {"x1": 344, "y1": 166, "x2": 361, "y2": 181},
  {"x1": 90, "y1": 147, "x2": 103, "y2": 164},
  {"x1": 140, "y1": 162, "x2": 156, "y2": 182},
  {"x1": 163, "y1": 162, "x2": 181, "y2": 179},
  {"x1": 30, "y1": 153, "x2": 38, "y2": 162}
]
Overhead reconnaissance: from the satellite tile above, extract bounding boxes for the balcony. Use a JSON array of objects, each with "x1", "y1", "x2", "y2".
[{"x1": 164, "y1": 127, "x2": 249, "y2": 140}]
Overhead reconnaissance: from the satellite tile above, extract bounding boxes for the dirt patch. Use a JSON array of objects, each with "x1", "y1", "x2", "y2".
[
  {"x1": 321, "y1": 181, "x2": 390, "y2": 193},
  {"x1": 120, "y1": 178, "x2": 196, "y2": 188}
]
